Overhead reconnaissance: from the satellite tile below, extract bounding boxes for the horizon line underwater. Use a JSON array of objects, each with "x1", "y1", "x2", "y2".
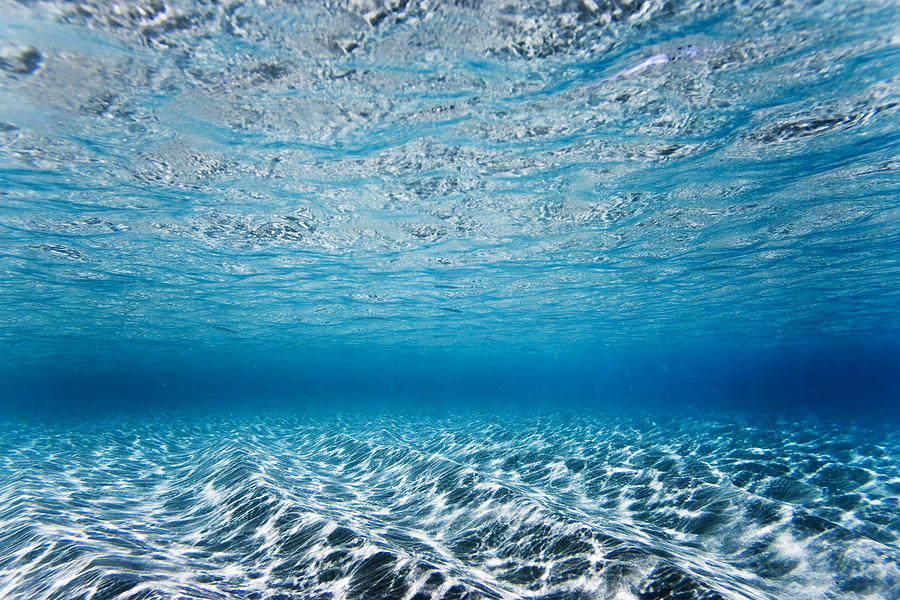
[{"x1": 1, "y1": 0, "x2": 899, "y2": 599}]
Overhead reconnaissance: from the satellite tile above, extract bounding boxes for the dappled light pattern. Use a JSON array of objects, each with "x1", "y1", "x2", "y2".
[{"x1": 1, "y1": 412, "x2": 897, "y2": 599}]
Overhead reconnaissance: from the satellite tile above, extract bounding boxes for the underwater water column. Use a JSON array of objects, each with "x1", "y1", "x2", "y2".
[{"x1": 0, "y1": 0, "x2": 898, "y2": 599}]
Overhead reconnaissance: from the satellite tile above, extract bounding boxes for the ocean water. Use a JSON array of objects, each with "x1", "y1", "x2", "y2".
[{"x1": 1, "y1": 0, "x2": 899, "y2": 599}]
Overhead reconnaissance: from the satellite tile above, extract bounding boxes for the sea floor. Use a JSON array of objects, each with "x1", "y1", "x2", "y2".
[{"x1": 0, "y1": 409, "x2": 897, "y2": 600}]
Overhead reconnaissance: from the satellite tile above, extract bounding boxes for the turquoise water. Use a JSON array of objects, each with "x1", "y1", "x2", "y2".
[{"x1": 1, "y1": 0, "x2": 899, "y2": 598}]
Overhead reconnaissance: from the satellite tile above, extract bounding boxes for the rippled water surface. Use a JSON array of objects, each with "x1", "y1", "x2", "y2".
[{"x1": 1, "y1": 0, "x2": 898, "y2": 360}]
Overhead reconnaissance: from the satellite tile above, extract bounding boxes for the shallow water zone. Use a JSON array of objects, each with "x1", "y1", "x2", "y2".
[
  {"x1": 1, "y1": 0, "x2": 899, "y2": 599},
  {"x1": 1, "y1": 412, "x2": 897, "y2": 600}
]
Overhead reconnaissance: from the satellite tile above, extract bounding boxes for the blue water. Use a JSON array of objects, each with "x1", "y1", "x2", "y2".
[{"x1": 1, "y1": 0, "x2": 899, "y2": 598}]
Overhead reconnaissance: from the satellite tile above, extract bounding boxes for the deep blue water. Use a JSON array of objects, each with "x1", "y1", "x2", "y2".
[{"x1": 1, "y1": 0, "x2": 899, "y2": 598}]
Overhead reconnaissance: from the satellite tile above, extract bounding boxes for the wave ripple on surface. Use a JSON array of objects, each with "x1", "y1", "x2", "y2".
[{"x1": 0, "y1": 0, "x2": 898, "y2": 361}]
